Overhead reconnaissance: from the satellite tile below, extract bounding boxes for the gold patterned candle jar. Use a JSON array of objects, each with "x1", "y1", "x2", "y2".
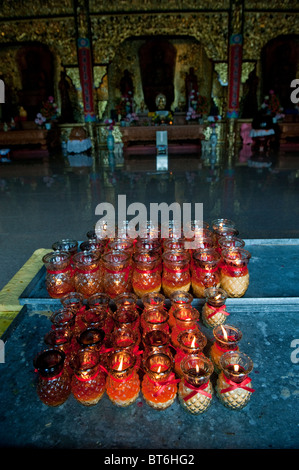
[
  {"x1": 43, "y1": 251, "x2": 74, "y2": 299},
  {"x1": 73, "y1": 251, "x2": 102, "y2": 298},
  {"x1": 141, "y1": 351, "x2": 179, "y2": 410},
  {"x1": 171, "y1": 305, "x2": 199, "y2": 349},
  {"x1": 191, "y1": 248, "x2": 221, "y2": 298},
  {"x1": 216, "y1": 351, "x2": 255, "y2": 410},
  {"x1": 178, "y1": 354, "x2": 214, "y2": 415},
  {"x1": 202, "y1": 287, "x2": 229, "y2": 328},
  {"x1": 168, "y1": 291, "x2": 193, "y2": 330},
  {"x1": 132, "y1": 251, "x2": 162, "y2": 297},
  {"x1": 174, "y1": 329, "x2": 207, "y2": 377},
  {"x1": 102, "y1": 251, "x2": 132, "y2": 298},
  {"x1": 210, "y1": 324, "x2": 242, "y2": 373},
  {"x1": 106, "y1": 350, "x2": 140, "y2": 407},
  {"x1": 33, "y1": 349, "x2": 71, "y2": 407},
  {"x1": 70, "y1": 349, "x2": 106, "y2": 406},
  {"x1": 112, "y1": 306, "x2": 141, "y2": 343},
  {"x1": 162, "y1": 250, "x2": 191, "y2": 297},
  {"x1": 220, "y1": 248, "x2": 251, "y2": 297}
]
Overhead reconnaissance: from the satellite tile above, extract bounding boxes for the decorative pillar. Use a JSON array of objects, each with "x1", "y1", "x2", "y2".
[
  {"x1": 75, "y1": 0, "x2": 97, "y2": 150},
  {"x1": 226, "y1": 0, "x2": 244, "y2": 161}
]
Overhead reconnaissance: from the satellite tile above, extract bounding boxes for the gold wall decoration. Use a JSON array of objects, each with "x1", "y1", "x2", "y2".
[
  {"x1": 0, "y1": 18, "x2": 77, "y2": 65},
  {"x1": 0, "y1": 0, "x2": 74, "y2": 18},
  {"x1": 89, "y1": 0, "x2": 230, "y2": 13},
  {"x1": 91, "y1": 12, "x2": 229, "y2": 64},
  {"x1": 243, "y1": 12, "x2": 299, "y2": 60}
]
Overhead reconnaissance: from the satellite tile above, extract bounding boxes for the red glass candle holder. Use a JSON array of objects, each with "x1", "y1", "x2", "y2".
[
  {"x1": 114, "y1": 292, "x2": 138, "y2": 312},
  {"x1": 50, "y1": 308, "x2": 76, "y2": 331},
  {"x1": 70, "y1": 349, "x2": 106, "y2": 406},
  {"x1": 81, "y1": 307, "x2": 113, "y2": 338},
  {"x1": 174, "y1": 329, "x2": 207, "y2": 377},
  {"x1": 141, "y1": 351, "x2": 179, "y2": 410},
  {"x1": 220, "y1": 248, "x2": 251, "y2": 298},
  {"x1": 33, "y1": 349, "x2": 71, "y2": 406},
  {"x1": 77, "y1": 327, "x2": 106, "y2": 352},
  {"x1": 191, "y1": 248, "x2": 221, "y2": 298},
  {"x1": 168, "y1": 291, "x2": 193, "y2": 329},
  {"x1": 202, "y1": 287, "x2": 229, "y2": 328},
  {"x1": 140, "y1": 292, "x2": 165, "y2": 330},
  {"x1": 52, "y1": 239, "x2": 78, "y2": 260},
  {"x1": 217, "y1": 350, "x2": 255, "y2": 410},
  {"x1": 43, "y1": 251, "x2": 74, "y2": 299},
  {"x1": 112, "y1": 307, "x2": 140, "y2": 341},
  {"x1": 44, "y1": 327, "x2": 76, "y2": 371},
  {"x1": 132, "y1": 251, "x2": 162, "y2": 298},
  {"x1": 162, "y1": 250, "x2": 191, "y2": 298},
  {"x1": 134, "y1": 238, "x2": 162, "y2": 256},
  {"x1": 80, "y1": 239, "x2": 104, "y2": 257},
  {"x1": 73, "y1": 251, "x2": 102, "y2": 298},
  {"x1": 171, "y1": 305, "x2": 199, "y2": 349},
  {"x1": 218, "y1": 236, "x2": 245, "y2": 255},
  {"x1": 106, "y1": 238, "x2": 134, "y2": 257},
  {"x1": 143, "y1": 330, "x2": 171, "y2": 356},
  {"x1": 142, "y1": 305, "x2": 169, "y2": 335},
  {"x1": 210, "y1": 324, "x2": 242, "y2": 372},
  {"x1": 102, "y1": 251, "x2": 132, "y2": 298},
  {"x1": 110, "y1": 327, "x2": 142, "y2": 369},
  {"x1": 60, "y1": 292, "x2": 85, "y2": 312},
  {"x1": 106, "y1": 350, "x2": 140, "y2": 407},
  {"x1": 178, "y1": 354, "x2": 214, "y2": 414}
]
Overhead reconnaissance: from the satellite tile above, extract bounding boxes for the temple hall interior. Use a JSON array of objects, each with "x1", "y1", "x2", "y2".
[{"x1": 0, "y1": 0, "x2": 298, "y2": 451}]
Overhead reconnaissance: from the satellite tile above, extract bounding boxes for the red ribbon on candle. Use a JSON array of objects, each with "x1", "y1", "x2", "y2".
[
  {"x1": 34, "y1": 368, "x2": 64, "y2": 381},
  {"x1": 220, "y1": 374, "x2": 255, "y2": 394},
  {"x1": 74, "y1": 366, "x2": 103, "y2": 382},
  {"x1": 47, "y1": 266, "x2": 75, "y2": 276},
  {"x1": 148, "y1": 372, "x2": 180, "y2": 397},
  {"x1": 183, "y1": 381, "x2": 212, "y2": 401},
  {"x1": 207, "y1": 305, "x2": 230, "y2": 319},
  {"x1": 193, "y1": 265, "x2": 219, "y2": 276},
  {"x1": 220, "y1": 263, "x2": 248, "y2": 276},
  {"x1": 163, "y1": 265, "x2": 190, "y2": 274}
]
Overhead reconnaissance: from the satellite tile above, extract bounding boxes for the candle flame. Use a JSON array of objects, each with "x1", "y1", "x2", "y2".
[
  {"x1": 221, "y1": 325, "x2": 228, "y2": 341},
  {"x1": 215, "y1": 293, "x2": 221, "y2": 300},
  {"x1": 233, "y1": 364, "x2": 240, "y2": 373},
  {"x1": 117, "y1": 355, "x2": 124, "y2": 371},
  {"x1": 191, "y1": 337, "x2": 197, "y2": 348},
  {"x1": 157, "y1": 365, "x2": 162, "y2": 373},
  {"x1": 195, "y1": 363, "x2": 199, "y2": 373}
]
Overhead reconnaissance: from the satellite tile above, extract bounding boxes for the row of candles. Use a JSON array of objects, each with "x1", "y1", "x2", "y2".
[
  {"x1": 33, "y1": 288, "x2": 255, "y2": 414},
  {"x1": 43, "y1": 218, "x2": 252, "y2": 302}
]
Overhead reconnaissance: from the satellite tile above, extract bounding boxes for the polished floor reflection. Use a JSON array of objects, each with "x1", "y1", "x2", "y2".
[{"x1": 0, "y1": 142, "x2": 299, "y2": 290}]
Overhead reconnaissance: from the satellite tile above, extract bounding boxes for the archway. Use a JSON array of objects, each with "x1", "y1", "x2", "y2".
[
  {"x1": 139, "y1": 38, "x2": 177, "y2": 111},
  {"x1": 261, "y1": 35, "x2": 299, "y2": 112},
  {"x1": 17, "y1": 42, "x2": 54, "y2": 120}
]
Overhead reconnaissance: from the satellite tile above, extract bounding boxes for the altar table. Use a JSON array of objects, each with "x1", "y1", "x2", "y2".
[{"x1": 120, "y1": 124, "x2": 205, "y2": 147}]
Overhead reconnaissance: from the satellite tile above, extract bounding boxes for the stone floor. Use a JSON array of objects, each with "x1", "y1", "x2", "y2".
[{"x1": 0, "y1": 141, "x2": 299, "y2": 290}]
